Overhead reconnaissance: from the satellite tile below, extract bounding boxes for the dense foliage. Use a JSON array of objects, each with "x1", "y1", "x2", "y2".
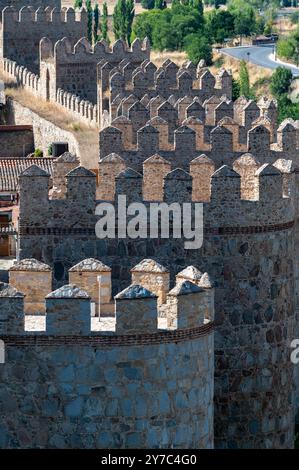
[
  {"x1": 270, "y1": 67, "x2": 299, "y2": 123},
  {"x1": 276, "y1": 25, "x2": 299, "y2": 68},
  {"x1": 238, "y1": 60, "x2": 256, "y2": 99},
  {"x1": 270, "y1": 67, "x2": 293, "y2": 98},
  {"x1": 184, "y1": 34, "x2": 213, "y2": 65},
  {"x1": 86, "y1": 0, "x2": 93, "y2": 45},
  {"x1": 74, "y1": 0, "x2": 83, "y2": 8},
  {"x1": 93, "y1": 3, "x2": 100, "y2": 43},
  {"x1": 133, "y1": 0, "x2": 264, "y2": 64},
  {"x1": 102, "y1": 2, "x2": 109, "y2": 43},
  {"x1": 231, "y1": 60, "x2": 255, "y2": 100},
  {"x1": 113, "y1": 0, "x2": 135, "y2": 46}
]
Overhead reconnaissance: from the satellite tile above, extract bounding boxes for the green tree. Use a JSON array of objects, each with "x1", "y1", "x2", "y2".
[
  {"x1": 255, "y1": 14, "x2": 265, "y2": 35},
  {"x1": 133, "y1": 2, "x2": 204, "y2": 50},
  {"x1": 270, "y1": 66, "x2": 293, "y2": 98},
  {"x1": 276, "y1": 94, "x2": 299, "y2": 124},
  {"x1": 239, "y1": 60, "x2": 253, "y2": 98},
  {"x1": 94, "y1": 3, "x2": 100, "y2": 43},
  {"x1": 74, "y1": 0, "x2": 83, "y2": 8},
  {"x1": 113, "y1": 0, "x2": 127, "y2": 41},
  {"x1": 152, "y1": 14, "x2": 177, "y2": 50},
  {"x1": 263, "y1": 20, "x2": 272, "y2": 36},
  {"x1": 133, "y1": 10, "x2": 159, "y2": 44},
  {"x1": 232, "y1": 77, "x2": 240, "y2": 100},
  {"x1": 184, "y1": 33, "x2": 212, "y2": 65},
  {"x1": 34, "y1": 148, "x2": 43, "y2": 158},
  {"x1": 87, "y1": 10, "x2": 93, "y2": 44},
  {"x1": 290, "y1": 11, "x2": 299, "y2": 25},
  {"x1": 126, "y1": 0, "x2": 135, "y2": 46},
  {"x1": 86, "y1": 0, "x2": 93, "y2": 44},
  {"x1": 276, "y1": 38, "x2": 296, "y2": 61},
  {"x1": 205, "y1": 9, "x2": 235, "y2": 43},
  {"x1": 102, "y1": 2, "x2": 109, "y2": 42},
  {"x1": 193, "y1": 0, "x2": 204, "y2": 15},
  {"x1": 171, "y1": 13, "x2": 203, "y2": 49},
  {"x1": 154, "y1": 0, "x2": 165, "y2": 8},
  {"x1": 113, "y1": 0, "x2": 135, "y2": 45},
  {"x1": 264, "y1": 6, "x2": 278, "y2": 24},
  {"x1": 228, "y1": 0, "x2": 256, "y2": 42}
]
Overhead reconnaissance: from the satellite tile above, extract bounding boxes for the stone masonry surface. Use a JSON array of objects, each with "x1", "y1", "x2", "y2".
[
  {"x1": 0, "y1": 23, "x2": 298, "y2": 449},
  {"x1": 0, "y1": 263, "x2": 214, "y2": 449}
]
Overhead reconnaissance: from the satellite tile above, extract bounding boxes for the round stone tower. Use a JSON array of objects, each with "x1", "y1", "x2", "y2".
[
  {"x1": 202, "y1": 163, "x2": 295, "y2": 448},
  {"x1": 0, "y1": 265, "x2": 214, "y2": 449}
]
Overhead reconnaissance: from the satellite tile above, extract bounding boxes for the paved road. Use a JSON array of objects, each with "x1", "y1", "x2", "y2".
[{"x1": 221, "y1": 46, "x2": 299, "y2": 77}]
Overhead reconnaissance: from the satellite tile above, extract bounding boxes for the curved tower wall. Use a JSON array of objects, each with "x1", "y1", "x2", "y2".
[{"x1": 0, "y1": 274, "x2": 214, "y2": 449}]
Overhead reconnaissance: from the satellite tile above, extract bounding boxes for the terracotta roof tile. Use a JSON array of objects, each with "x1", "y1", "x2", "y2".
[{"x1": 0, "y1": 158, "x2": 54, "y2": 192}]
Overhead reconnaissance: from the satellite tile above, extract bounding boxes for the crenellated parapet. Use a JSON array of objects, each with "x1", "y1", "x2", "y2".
[
  {"x1": 17, "y1": 156, "x2": 294, "y2": 235},
  {"x1": 39, "y1": 36, "x2": 150, "y2": 106},
  {"x1": 2, "y1": 34, "x2": 150, "y2": 127},
  {"x1": 0, "y1": 1, "x2": 61, "y2": 12},
  {"x1": 99, "y1": 115, "x2": 295, "y2": 172},
  {"x1": 9, "y1": 258, "x2": 52, "y2": 315},
  {"x1": 1, "y1": 259, "x2": 214, "y2": 334},
  {"x1": 98, "y1": 59, "x2": 232, "y2": 120},
  {"x1": 1, "y1": 57, "x2": 98, "y2": 126},
  {"x1": 55, "y1": 87, "x2": 98, "y2": 126},
  {"x1": 18, "y1": 164, "x2": 97, "y2": 229},
  {"x1": 43, "y1": 36, "x2": 150, "y2": 65},
  {"x1": 69, "y1": 258, "x2": 112, "y2": 317},
  {"x1": 0, "y1": 259, "x2": 214, "y2": 448},
  {"x1": 0, "y1": 6, "x2": 88, "y2": 73},
  {"x1": 3, "y1": 58, "x2": 40, "y2": 96}
]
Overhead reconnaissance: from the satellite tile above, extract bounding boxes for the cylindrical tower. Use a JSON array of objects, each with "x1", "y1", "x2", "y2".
[
  {"x1": 0, "y1": 270, "x2": 214, "y2": 449},
  {"x1": 204, "y1": 163, "x2": 295, "y2": 448}
]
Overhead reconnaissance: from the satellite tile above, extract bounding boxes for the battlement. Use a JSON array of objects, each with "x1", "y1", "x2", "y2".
[
  {"x1": 18, "y1": 164, "x2": 97, "y2": 226},
  {"x1": 39, "y1": 36, "x2": 150, "y2": 111},
  {"x1": 2, "y1": 258, "x2": 214, "y2": 335},
  {"x1": 0, "y1": 1, "x2": 61, "y2": 14},
  {"x1": 41, "y1": 36, "x2": 150, "y2": 64},
  {"x1": 3, "y1": 58, "x2": 40, "y2": 96},
  {"x1": 1, "y1": 6, "x2": 87, "y2": 28},
  {"x1": 98, "y1": 59, "x2": 232, "y2": 120},
  {"x1": 0, "y1": 6, "x2": 88, "y2": 73},
  {"x1": 17, "y1": 157, "x2": 294, "y2": 241},
  {"x1": 100, "y1": 59, "x2": 232, "y2": 103},
  {"x1": 0, "y1": 258, "x2": 214, "y2": 449},
  {"x1": 2, "y1": 57, "x2": 98, "y2": 126},
  {"x1": 2, "y1": 34, "x2": 150, "y2": 127},
  {"x1": 99, "y1": 114, "x2": 294, "y2": 172},
  {"x1": 106, "y1": 89, "x2": 279, "y2": 147},
  {"x1": 56, "y1": 88, "x2": 98, "y2": 125}
]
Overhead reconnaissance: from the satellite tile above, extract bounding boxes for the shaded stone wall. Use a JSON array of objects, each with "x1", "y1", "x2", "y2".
[
  {"x1": 0, "y1": 276, "x2": 214, "y2": 449},
  {"x1": 0, "y1": 125, "x2": 34, "y2": 157},
  {"x1": 0, "y1": 332, "x2": 214, "y2": 448},
  {"x1": 0, "y1": 6, "x2": 87, "y2": 73},
  {"x1": 40, "y1": 37, "x2": 150, "y2": 104},
  {"x1": 99, "y1": 118, "x2": 292, "y2": 174},
  {"x1": 6, "y1": 99, "x2": 81, "y2": 160},
  {"x1": 98, "y1": 60, "x2": 232, "y2": 120}
]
